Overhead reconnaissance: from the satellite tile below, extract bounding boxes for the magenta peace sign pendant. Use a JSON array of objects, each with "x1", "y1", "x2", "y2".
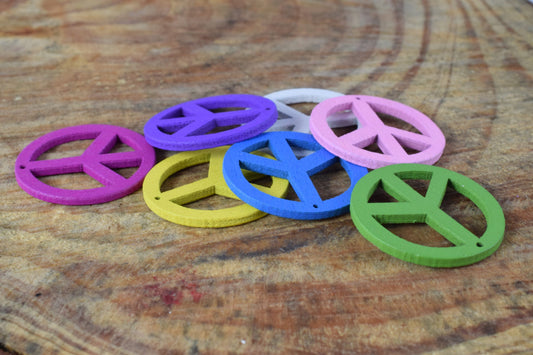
[
  {"x1": 144, "y1": 94, "x2": 277, "y2": 151},
  {"x1": 309, "y1": 95, "x2": 446, "y2": 169},
  {"x1": 15, "y1": 124, "x2": 156, "y2": 205}
]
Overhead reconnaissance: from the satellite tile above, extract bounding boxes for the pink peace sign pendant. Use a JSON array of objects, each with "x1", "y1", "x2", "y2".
[
  {"x1": 15, "y1": 124, "x2": 156, "y2": 205},
  {"x1": 309, "y1": 95, "x2": 446, "y2": 169}
]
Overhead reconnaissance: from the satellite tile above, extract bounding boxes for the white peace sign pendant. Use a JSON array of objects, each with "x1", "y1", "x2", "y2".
[{"x1": 265, "y1": 88, "x2": 355, "y2": 133}]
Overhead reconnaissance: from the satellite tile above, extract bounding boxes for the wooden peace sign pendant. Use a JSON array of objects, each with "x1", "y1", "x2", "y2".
[
  {"x1": 223, "y1": 132, "x2": 368, "y2": 220},
  {"x1": 142, "y1": 146, "x2": 289, "y2": 228},
  {"x1": 15, "y1": 124, "x2": 156, "y2": 205},
  {"x1": 310, "y1": 95, "x2": 446, "y2": 169},
  {"x1": 350, "y1": 164, "x2": 505, "y2": 267},
  {"x1": 143, "y1": 94, "x2": 277, "y2": 151},
  {"x1": 264, "y1": 88, "x2": 354, "y2": 133}
]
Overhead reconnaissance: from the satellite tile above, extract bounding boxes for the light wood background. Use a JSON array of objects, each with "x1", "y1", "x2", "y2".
[{"x1": 1, "y1": 1, "x2": 532, "y2": 354}]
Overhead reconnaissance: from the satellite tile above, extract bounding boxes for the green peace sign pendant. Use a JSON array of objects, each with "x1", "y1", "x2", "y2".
[{"x1": 350, "y1": 164, "x2": 505, "y2": 267}]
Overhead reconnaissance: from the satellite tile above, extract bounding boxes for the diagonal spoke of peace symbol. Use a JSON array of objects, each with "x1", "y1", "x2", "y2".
[
  {"x1": 15, "y1": 124, "x2": 156, "y2": 205},
  {"x1": 265, "y1": 88, "x2": 356, "y2": 134},
  {"x1": 309, "y1": 95, "x2": 446, "y2": 169},
  {"x1": 222, "y1": 131, "x2": 368, "y2": 220},
  {"x1": 142, "y1": 146, "x2": 289, "y2": 228},
  {"x1": 143, "y1": 94, "x2": 277, "y2": 151},
  {"x1": 350, "y1": 164, "x2": 505, "y2": 268}
]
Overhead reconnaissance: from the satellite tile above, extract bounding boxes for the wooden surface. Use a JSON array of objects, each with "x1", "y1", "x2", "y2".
[{"x1": 1, "y1": 0, "x2": 532, "y2": 354}]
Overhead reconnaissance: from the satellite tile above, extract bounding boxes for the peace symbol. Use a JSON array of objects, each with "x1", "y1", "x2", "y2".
[
  {"x1": 309, "y1": 95, "x2": 446, "y2": 169},
  {"x1": 223, "y1": 131, "x2": 368, "y2": 220},
  {"x1": 142, "y1": 146, "x2": 289, "y2": 228},
  {"x1": 350, "y1": 164, "x2": 505, "y2": 267},
  {"x1": 15, "y1": 124, "x2": 156, "y2": 205},
  {"x1": 265, "y1": 88, "x2": 355, "y2": 133},
  {"x1": 143, "y1": 94, "x2": 277, "y2": 151}
]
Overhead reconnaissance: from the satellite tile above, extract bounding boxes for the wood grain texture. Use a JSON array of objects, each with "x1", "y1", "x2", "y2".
[{"x1": 1, "y1": 0, "x2": 532, "y2": 354}]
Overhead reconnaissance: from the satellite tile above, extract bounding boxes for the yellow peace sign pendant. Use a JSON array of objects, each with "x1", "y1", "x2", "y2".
[{"x1": 143, "y1": 146, "x2": 289, "y2": 228}]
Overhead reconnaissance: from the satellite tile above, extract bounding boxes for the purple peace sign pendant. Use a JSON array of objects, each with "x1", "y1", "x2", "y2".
[
  {"x1": 144, "y1": 94, "x2": 277, "y2": 151},
  {"x1": 15, "y1": 124, "x2": 156, "y2": 205}
]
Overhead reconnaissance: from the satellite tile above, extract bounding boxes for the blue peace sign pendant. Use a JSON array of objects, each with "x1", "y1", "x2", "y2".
[{"x1": 223, "y1": 131, "x2": 368, "y2": 220}]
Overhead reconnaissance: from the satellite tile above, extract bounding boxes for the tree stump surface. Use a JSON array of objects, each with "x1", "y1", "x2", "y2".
[{"x1": 1, "y1": 1, "x2": 532, "y2": 354}]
